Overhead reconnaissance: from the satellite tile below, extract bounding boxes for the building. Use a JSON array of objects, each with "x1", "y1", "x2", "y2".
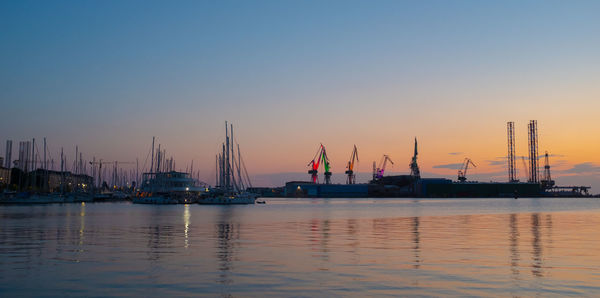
[
  {"x1": 0, "y1": 166, "x2": 10, "y2": 190},
  {"x1": 285, "y1": 181, "x2": 369, "y2": 198}
]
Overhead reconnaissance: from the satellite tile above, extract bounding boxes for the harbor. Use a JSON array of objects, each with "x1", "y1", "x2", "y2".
[
  {"x1": 1, "y1": 122, "x2": 258, "y2": 205},
  {"x1": 0, "y1": 120, "x2": 594, "y2": 203},
  {"x1": 2, "y1": 1, "x2": 600, "y2": 296}
]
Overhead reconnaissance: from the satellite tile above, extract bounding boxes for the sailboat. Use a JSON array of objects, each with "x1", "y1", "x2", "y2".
[{"x1": 199, "y1": 122, "x2": 258, "y2": 205}]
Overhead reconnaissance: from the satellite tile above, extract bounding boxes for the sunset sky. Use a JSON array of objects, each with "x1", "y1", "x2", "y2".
[{"x1": 1, "y1": 1, "x2": 599, "y2": 190}]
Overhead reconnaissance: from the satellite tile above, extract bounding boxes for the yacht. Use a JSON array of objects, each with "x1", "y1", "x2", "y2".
[{"x1": 133, "y1": 171, "x2": 204, "y2": 204}]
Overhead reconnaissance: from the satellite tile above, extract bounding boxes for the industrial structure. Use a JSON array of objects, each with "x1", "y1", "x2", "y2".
[
  {"x1": 507, "y1": 122, "x2": 517, "y2": 182},
  {"x1": 457, "y1": 158, "x2": 476, "y2": 182},
  {"x1": 285, "y1": 121, "x2": 591, "y2": 198},
  {"x1": 528, "y1": 120, "x2": 539, "y2": 183},
  {"x1": 409, "y1": 138, "x2": 420, "y2": 178},
  {"x1": 372, "y1": 155, "x2": 393, "y2": 180},
  {"x1": 345, "y1": 145, "x2": 358, "y2": 184},
  {"x1": 306, "y1": 144, "x2": 332, "y2": 184},
  {"x1": 541, "y1": 151, "x2": 554, "y2": 189}
]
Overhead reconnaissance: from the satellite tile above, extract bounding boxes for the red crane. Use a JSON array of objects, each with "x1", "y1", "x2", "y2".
[{"x1": 307, "y1": 144, "x2": 324, "y2": 183}]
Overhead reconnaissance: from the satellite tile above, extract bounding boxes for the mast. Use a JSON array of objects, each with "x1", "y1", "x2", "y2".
[
  {"x1": 225, "y1": 121, "x2": 230, "y2": 190},
  {"x1": 75, "y1": 146, "x2": 78, "y2": 175},
  {"x1": 156, "y1": 144, "x2": 161, "y2": 173},
  {"x1": 136, "y1": 158, "x2": 139, "y2": 189},
  {"x1": 92, "y1": 157, "x2": 96, "y2": 190},
  {"x1": 237, "y1": 143, "x2": 243, "y2": 190},
  {"x1": 221, "y1": 144, "x2": 226, "y2": 188},
  {"x1": 150, "y1": 137, "x2": 155, "y2": 174},
  {"x1": 60, "y1": 147, "x2": 64, "y2": 194},
  {"x1": 215, "y1": 154, "x2": 218, "y2": 187},
  {"x1": 230, "y1": 123, "x2": 237, "y2": 191},
  {"x1": 43, "y1": 137, "x2": 47, "y2": 191},
  {"x1": 31, "y1": 138, "x2": 36, "y2": 190}
]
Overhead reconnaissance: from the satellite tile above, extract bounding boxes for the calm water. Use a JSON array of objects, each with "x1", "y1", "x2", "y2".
[{"x1": 2, "y1": 197, "x2": 600, "y2": 296}]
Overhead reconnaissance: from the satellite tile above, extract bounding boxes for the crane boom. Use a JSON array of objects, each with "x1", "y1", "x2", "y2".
[
  {"x1": 345, "y1": 145, "x2": 359, "y2": 184},
  {"x1": 307, "y1": 144, "x2": 325, "y2": 183},
  {"x1": 374, "y1": 155, "x2": 394, "y2": 179},
  {"x1": 457, "y1": 158, "x2": 476, "y2": 182}
]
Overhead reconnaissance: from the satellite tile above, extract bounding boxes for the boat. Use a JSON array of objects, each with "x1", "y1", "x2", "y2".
[
  {"x1": 198, "y1": 190, "x2": 258, "y2": 205},
  {"x1": 133, "y1": 171, "x2": 205, "y2": 204},
  {"x1": 0, "y1": 191, "x2": 91, "y2": 204},
  {"x1": 199, "y1": 121, "x2": 259, "y2": 205}
]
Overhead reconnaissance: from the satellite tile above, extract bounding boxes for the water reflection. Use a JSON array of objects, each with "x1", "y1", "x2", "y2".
[
  {"x1": 346, "y1": 219, "x2": 359, "y2": 263},
  {"x1": 183, "y1": 204, "x2": 190, "y2": 249},
  {"x1": 1, "y1": 199, "x2": 597, "y2": 297},
  {"x1": 145, "y1": 207, "x2": 174, "y2": 262},
  {"x1": 215, "y1": 207, "x2": 239, "y2": 286},
  {"x1": 509, "y1": 213, "x2": 519, "y2": 278},
  {"x1": 76, "y1": 202, "x2": 86, "y2": 261},
  {"x1": 412, "y1": 216, "x2": 421, "y2": 269},
  {"x1": 531, "y1": 213, "x2": 543, "y2": 277}
]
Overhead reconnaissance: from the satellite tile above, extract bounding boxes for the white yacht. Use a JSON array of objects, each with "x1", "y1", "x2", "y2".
[{"x1": 133, "y1": 171, "x2": 204, "y2": 204}]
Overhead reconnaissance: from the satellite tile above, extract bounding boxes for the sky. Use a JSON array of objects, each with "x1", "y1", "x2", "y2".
[{"x1": 1, "y1": 0, "x2": 599, "y2": 190}]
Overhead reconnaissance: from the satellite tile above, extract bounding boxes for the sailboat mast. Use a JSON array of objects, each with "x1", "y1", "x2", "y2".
[
  {"x1": 225, "y1": 121, "x2": 230, "y2": 190},
  {"x1": 157, "y1": 144, "x2": 161, "y2": 173},
  {"x1": 230, "y1": 123, "x2": 236, "y2": 191},
  {"x1": 150, "y1": 137, "x2": 155, "y2": 174},
  {"x1": 237, "y1": 143, "x2": 243, "y2": 190},
  {"x1": 215, "y1": 155, "x2": 218, "y2": 187},
  {"x1": 221, "y1": 144, "x2": 225, "y2": 188},
  {"x1": 43, "y1": 137, "x2": 47, "y2": 191},
  {"x1": 32, "y1": 138, "x2": 36, "y2": 190},
  {"x1": 60, "y1": 147, "x2": 64, "y2": 194}
]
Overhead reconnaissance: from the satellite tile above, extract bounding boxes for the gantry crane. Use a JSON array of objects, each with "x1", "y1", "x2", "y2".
[
  {"x1": 373, "y1": 155, "x2": 394, "y2": 180},
  {"x1": 345, "y1": 145, "x2": 359, "y2": 184},
  {"x1": 457, "y1": 158, "x2": 476, "y2": 182}
]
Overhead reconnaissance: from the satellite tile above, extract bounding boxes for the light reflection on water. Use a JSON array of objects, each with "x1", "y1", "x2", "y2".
[{"x1": 1, "y1": 197, "x2": 600, "y2": 296}]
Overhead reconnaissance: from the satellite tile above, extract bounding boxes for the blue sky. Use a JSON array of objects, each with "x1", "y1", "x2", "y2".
[{"x1": 1, "y1": 0, "x2": 599, "y2": 188}]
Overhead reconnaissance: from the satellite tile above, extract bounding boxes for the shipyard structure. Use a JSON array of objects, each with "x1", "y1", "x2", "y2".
[{"x1": 285, "y1": 121, "x2": 591, "y2": 198}]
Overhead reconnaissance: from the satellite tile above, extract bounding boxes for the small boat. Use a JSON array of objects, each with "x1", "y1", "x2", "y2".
[{"x1": 198, "y1": 191, "x2": 258, "y2": 205}]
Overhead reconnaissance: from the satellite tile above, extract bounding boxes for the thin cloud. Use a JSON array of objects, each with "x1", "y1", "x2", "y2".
[
  {"x1": 487, "y1": 159, "x2": 506, "y2": 166},
  {"x1": 433, "y1": 163, "x2": 464, "y2": 170},
  {"x1": 561, "y1": 162, "x2": 600, "y2": 174},
  {"x1": 448, "y1": 152, "x2": 463, "y2": 156}
]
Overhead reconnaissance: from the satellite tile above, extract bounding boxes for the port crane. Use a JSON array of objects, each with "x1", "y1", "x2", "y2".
[
  {"x1": 321, "y1": 145, "x2": 332, "y2": 184},
  {"x1": 457, "y1": 158, "x2": 476, "y2": 182},
  {"x1": 373, "y1": 155, "x2": 394, "y2": 180},
  {"x1": 307, "y1": 144, "x2": 324, "y2": 184},
  {"x1": 541, "y1": 151, "x2": 555, "y2": 189},
  {"x1": 345, "y1": 145, "x2": 359, "y2": 184}
]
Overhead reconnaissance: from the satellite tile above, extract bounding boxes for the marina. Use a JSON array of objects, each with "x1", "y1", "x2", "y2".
[{"x1": 0, "y1": 120, "x2": 595, "y2": 203}]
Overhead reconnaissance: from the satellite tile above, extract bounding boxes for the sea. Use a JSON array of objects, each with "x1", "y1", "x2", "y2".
[{"x1": 2, "y1": 197, "x2": 600, "y2": 297}]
